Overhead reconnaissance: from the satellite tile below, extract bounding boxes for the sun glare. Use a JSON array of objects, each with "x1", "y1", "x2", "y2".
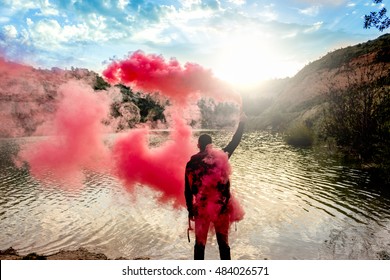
[{"x1": 213, "y1": 36, "x2": 300, "y2": 88}]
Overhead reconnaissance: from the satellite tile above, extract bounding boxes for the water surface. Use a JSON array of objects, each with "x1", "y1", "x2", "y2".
[{"x1": 1, "y1": 131, "x2": 389, "y2": 259}]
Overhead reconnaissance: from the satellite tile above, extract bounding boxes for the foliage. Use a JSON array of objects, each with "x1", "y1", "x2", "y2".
[
  {"x1": 93, "y1": 74, "x2": 110, "y2": 90},
  {"x1": 314, "y1": 34, "x2": 390, "y2": 70},
  {"x1": 324, "y1": 62, "x2": 390, "y2": 162},
  {"x1": 372, "y1": 86, "x2": 390, "y2": 181},
  {"x1": 364, "y1": 0, "x2": 390, "y2": 32},
  {"x1": 197, "y1": 98, "x2": 239, "y2": 128},
  {"x1": 115, "y1": 84, "x2": 166, "y2": 123},
  {"x1": 285, "y1": 123, "x2": 314, "y2": 148}
]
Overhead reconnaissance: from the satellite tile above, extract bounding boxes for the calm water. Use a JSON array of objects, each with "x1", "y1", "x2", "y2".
[{"x1": 1, "y1": 131, "x2": 390, "y2": 260}]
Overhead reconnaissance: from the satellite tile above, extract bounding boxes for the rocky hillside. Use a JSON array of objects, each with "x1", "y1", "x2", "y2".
[
  {"x1": 0, "y1": 59, "x2": 102, "y2": 137},
  {"x1": 0, "y1": 59, "x2": 167, "y2": 137},
  {"x1": 245, "y1": 33, "x2": 390, "y2": 131},
  {"x1": 1, "y1": 34, "x2": 389, "y2": 137}
]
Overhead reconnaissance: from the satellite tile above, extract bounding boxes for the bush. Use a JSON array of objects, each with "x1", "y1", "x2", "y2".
[{"x1": 285, "y1": 123, "x2": 314, "y2": 147}]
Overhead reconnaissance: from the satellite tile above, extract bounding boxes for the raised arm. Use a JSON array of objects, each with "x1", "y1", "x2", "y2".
[{"x1": 223, "y1": 113, "x2": 246, "y2": 158}]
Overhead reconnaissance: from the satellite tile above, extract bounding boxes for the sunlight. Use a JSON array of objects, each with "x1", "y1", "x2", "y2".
[{"x1": 212, "y1": 35, "x2": 301, "y2": 88}]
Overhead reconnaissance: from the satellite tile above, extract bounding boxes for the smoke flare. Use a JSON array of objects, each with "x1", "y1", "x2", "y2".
[
  {"x1": 18, "y1": 81, "x2": 111, "y2": 187},
  {"x1": 103, "y1": 50, "x2": 242, "y2": 106}
]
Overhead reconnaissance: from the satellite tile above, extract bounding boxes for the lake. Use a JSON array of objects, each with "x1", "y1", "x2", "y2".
[{"x1": 1, "y1": 131, "x2": 390, "y2": 260}]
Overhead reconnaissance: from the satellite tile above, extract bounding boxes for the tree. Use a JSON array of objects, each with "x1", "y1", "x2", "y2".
[
  {"x1": 324, "y1": 59, "x2": 390, "y2": 162},
  {"x1": 364, "y1": 0, "x2": 390, "y2": 31}
]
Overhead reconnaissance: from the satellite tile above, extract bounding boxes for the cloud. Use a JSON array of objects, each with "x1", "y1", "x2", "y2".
[
  {"x1": 34, "y1": 0, "x2": 60, "y2": 16},
  {"x1": 304, "y1": 21, "x2": 323, "y2": 33},
  {"x1": 1, "y1": 0, "x2": 39, "y2": 11},
  {"x1": 201, "y1": 0, "x2": 221, "y2": 10},
  {"x1": 294, "y1": 0, "x2": 347, "y2": 5},
  {"x1": 117, "y1": 0, "x2": 129, "y2": 10},
  {"x1": 261, "y1": 4, "x2": 278, "y2": 21},
  {"x1": 299, "y1": 5, "x2": 321, "y2": 16},
  {"x1": 227, "y1": 0, "x2": 245, "y2": 5},
  {"x1": 2, "y1": 25, "x2": 18, "y2": 39},
  {"x1": 1, "y1": 0, "x2": 379, "y2": 80}
]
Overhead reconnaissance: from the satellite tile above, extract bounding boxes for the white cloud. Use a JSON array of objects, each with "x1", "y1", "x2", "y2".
[
  {"x1": 259, "y1": 4, "x2": 278, "y2": 21},
  {"x1": 3, "y1": 0, "x2": 38, "y2": 11},
  {"x1": 299, "y1": 5, "x2": 321, "y2": 16},
  {"x1": 294, "y1": 0, "x2": 347, "y2": 5},
  {"x1": 118, "y1": 0, "x2": 130, "y2": 10},
  {"x1": 227, "y1": 0, "x2": 246, "y2": 5},
  {"x1": 346, "y1": 2, "x2": 356, "y2": 8},
  {"x1": 3, "y1": 25, "x2": 18, "y2": 38},
  {"x1": 304, "y1": 21, "x2": 323, "y2": 33},
  {"x1": 179, "y1": 0, "x2": 202, "y2": 9},
  {"x1": 26, "y1": 18, "x2": 34, "y2": 27},
  {"x1": 38, "y1": 0, "x2": 60, "y2": 16}
]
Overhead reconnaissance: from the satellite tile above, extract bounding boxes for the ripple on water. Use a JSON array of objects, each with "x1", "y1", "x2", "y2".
[{"x1": 1, "y1": 133, "x2": 390, "y2": 259}]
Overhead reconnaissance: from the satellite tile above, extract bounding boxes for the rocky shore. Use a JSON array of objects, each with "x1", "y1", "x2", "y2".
[{"x1": 0, "y1": 247, "x2": 150, "y2": 260}]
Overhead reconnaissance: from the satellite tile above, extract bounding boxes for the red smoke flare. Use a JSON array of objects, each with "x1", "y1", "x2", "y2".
[
  {"x1": 103, "y1": 50, "x2": 241, "y2": 106},
  {"x1": 18, "y1": 81, "x2": 111, "y2": 187},
  {"x1": 112, "y1": 110, "x2": 196, "y2": 206}
]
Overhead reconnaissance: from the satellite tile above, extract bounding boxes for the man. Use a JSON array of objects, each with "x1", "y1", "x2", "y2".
[{"x1": 185, "y1": 114, "x2": 246, "y2": 260}]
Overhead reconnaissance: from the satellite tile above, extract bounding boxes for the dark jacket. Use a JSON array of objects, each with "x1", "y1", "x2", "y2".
[{"x1": 185, "y1": 122, "x2": 245, "y2": 218}]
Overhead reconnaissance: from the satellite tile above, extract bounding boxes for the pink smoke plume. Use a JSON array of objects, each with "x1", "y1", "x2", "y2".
[
  {"x1": 18, "y1": 81, "x2": 111, "y2": 187},
  {"x1": 103, "y1": 50, "x2": 242, "y2": 106},
  {"x1": 112, "y1": 110, "x2": 196, "y2": 206},
  {"x1": 9, "y1": 52, "x2": 244, "y2": 213},
  {"x1": 196, "y1": 145, "x2": 245, "y2": 223},
  {"x1": 104, "y1": 51, "x2": 244, "y2": 211}
]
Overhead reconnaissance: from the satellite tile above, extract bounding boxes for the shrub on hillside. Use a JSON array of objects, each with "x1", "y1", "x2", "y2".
[{"x1": 285, "y1": 123, "x2": 314, "y2": 147}]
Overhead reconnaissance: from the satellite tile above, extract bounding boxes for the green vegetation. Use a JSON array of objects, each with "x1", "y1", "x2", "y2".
[
  {"x1": 109, "y1": 84, "x2": 167, "y2": 130},
  {"x1": 284, "y1": 123, "x2": 314, "y2": 148},
  {"x1": 198, "y1": 98, "x2": 239, "y2": 128},
  {"x1": 320, "y1": 60, "x2": 390, "y2": 184},
  {"x1": 117, "y1": 84, "x2": 167, "y2": 123},
  {"x1": 314, "y1": 34, "x2": 390, "y2": 70},
  {"x1": 364, "y1": 0, "x2": 390, "y2": 32},
  {"x1": 324, "y1": 65, "x2": 390, "y2": 161},
  {"x1": 241, "y1": 34, "x2": 390, "y2": 183},
  {"x1": 93, "y1": 74, "x2": 110, "y2": 91}
]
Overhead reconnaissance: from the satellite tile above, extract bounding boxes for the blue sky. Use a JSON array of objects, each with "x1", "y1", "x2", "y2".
[{"x1": 0, "y1": 0, "x2": 387, "y2": 86}]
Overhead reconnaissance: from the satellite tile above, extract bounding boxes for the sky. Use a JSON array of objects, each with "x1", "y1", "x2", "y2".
[{"x1": 0, "y1": 0, "x2": 387, "y2": 87}]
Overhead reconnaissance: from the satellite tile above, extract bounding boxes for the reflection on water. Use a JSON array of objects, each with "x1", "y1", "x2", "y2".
[{"x1": 1, "y1": 132, "x2": 390, "y2": 259}]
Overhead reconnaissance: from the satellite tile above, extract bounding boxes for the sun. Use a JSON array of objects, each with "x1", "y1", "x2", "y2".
[{"x1": 212, "y1": 35, "x2": 300, "y2": 88}]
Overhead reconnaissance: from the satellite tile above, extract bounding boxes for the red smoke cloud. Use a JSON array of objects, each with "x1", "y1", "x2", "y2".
[
  {"x1": 193, "y1": 146, "x2": 245, "y2": 224},
  {"x1": 103, "y1": 50, "x2": 241, "y2": 105},
  {"x1": 10, "y1": 51, "x2": 243, "y2": 215},
  {"x1": 102, "y1": 51, "x2": 243, "y2": 207},
  {"x1": 112, "y1": 110, "x2": 196, "y2": 206},
  {"x1": 18, "y1": 81, "x2": 111, "y2": 187}
]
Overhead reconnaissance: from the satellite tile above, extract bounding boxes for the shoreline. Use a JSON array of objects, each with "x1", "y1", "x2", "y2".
[{"x1": 0, "y1": 247, "x2": 149, "y2": 260}]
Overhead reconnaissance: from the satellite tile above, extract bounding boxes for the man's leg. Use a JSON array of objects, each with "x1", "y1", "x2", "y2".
[
  {"x1": 194, "y1": 214, "x2": 210, "y2": 260},
  {"x1": 215, "y1": 213, "x2": 231, "y2": 260}
]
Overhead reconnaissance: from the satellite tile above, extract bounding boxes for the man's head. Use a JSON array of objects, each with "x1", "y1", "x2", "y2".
[{"x1": 198, "y1": 134, "x2": 212, "y2": 151}]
